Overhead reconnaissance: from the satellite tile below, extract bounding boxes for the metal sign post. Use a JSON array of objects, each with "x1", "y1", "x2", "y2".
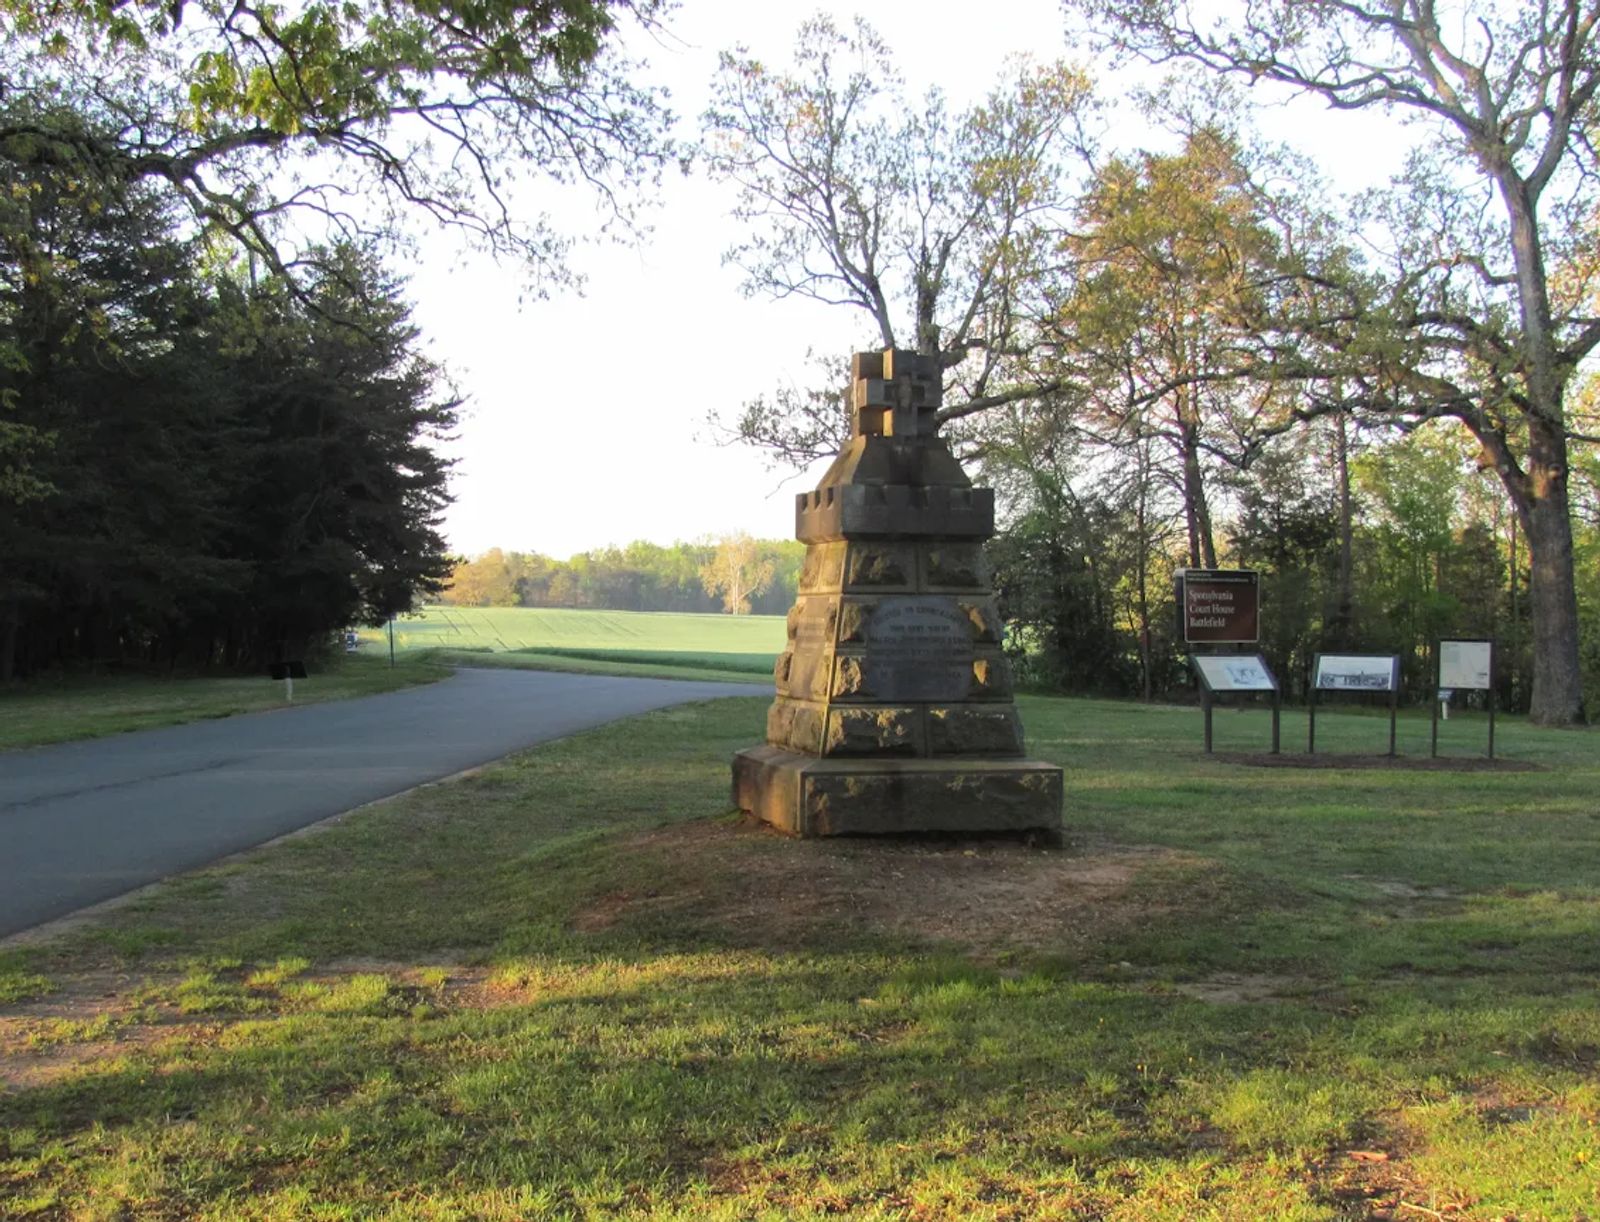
[{"x1": 1433, "y1": 638, "x2": 1496, "y2": 759}]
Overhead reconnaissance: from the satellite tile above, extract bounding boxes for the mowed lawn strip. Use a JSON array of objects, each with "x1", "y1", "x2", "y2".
[
  {"x1": 374, "y1": 605, "x2": 786, "y2": 666},
  {"x1": 2, "y1": 696, "x2": 1598, "y2": 1219},
  {"x1": 0, "y1": 653, "x2": 452, "y2": 752}
]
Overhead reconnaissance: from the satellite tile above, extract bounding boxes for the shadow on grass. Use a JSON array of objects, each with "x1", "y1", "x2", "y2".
[{"x1": 3, "y1": 694, "x2": 1598, "y2": 1218}]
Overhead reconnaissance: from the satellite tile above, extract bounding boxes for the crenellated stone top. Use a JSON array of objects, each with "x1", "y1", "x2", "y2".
[{"x1": 797, "y1": 348, "x2": 992, "y2": 541}]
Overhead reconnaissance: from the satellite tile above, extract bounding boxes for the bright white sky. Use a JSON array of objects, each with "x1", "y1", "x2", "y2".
[{"x1": 408, "y1": 0, "x2": 1409, "y2": 560}]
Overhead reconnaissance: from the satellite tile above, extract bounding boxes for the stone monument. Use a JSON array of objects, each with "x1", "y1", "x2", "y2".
[{"x1": 731, "y1": 348, "x2": 1064, "y2": 838}]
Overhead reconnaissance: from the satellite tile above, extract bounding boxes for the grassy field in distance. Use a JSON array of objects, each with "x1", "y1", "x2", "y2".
[
  {"x1": 0, "y1": 608, "x2": 781, "y2": 752},
  {"x1": 360, "y1": 605, "x2": 787, "y2": 675},
  {"x1": 2, "y1": 693, "x2": 1596, "y2": 1217}
]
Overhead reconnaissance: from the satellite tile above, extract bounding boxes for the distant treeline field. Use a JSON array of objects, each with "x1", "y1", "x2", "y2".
[{"x1": 439, "y1": 540, "x2": 804, "y2": 617}]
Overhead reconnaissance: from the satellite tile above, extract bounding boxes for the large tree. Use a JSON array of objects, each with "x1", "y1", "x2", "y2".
[
  {"x1": 0, "y1": 108, "x2": 232, "y2": 678},
  {"x1": 699, "y1": 533, "x2": 776, "y2": 615},
  {"x1": 212, "y1": 245, "x2": 458, "y2": 662},
  {"x1": 1073, "y1": 0, "x2": 1599, "y2": 722},
  {"x1": 1056, "y1": 126, "x2": 1321, "y2": 570},
  {"x1": 701, "y1": 15, "x2": 1093, "y2": 463},
  {"x1": 0, "y1": 0, "x2": 671, "y2": 287}
]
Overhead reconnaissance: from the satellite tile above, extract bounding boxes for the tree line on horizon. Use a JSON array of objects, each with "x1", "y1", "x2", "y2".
[{"x1": 438, "y1": 538, "x2": 805, "y2": 618}]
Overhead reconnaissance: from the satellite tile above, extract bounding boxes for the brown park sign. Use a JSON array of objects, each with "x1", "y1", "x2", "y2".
[{"x1": 1177, "y1": 568, "x2": 1260, "y2": 645}]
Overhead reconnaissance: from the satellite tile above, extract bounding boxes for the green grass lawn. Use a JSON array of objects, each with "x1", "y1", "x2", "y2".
[
  {"x1": 368, "y1": 605, "x2": 785, "y2": 672},
  {"x1": 2, "y1": 696, "x2": 1597, "y2": 1219},
  {"x1": 0, "y1": 653, "x2": 453, "y2": 752}
]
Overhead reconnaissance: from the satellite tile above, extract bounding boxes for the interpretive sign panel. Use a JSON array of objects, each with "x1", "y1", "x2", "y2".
[
  {"x1": 1177, "y1": 569, "x2": 1260, "y2": 644},
  {"x1": 1309, "y1": 653, "x2": 1401, "y2": 756},
  {"x1": 864, "y1": 596, "x2": 974, "y2": 702},
  {"x1": 1433, "y1": 638, "x2": 1496, "y2": 759},
  {"x1": 1439, "y1": 639, "x2": 1493, "y2": 690},
  {"x1": 1192, "y1": 653, "x2": 1280, "y2": 754},
  {"x1": 1314, "y1": 654, "x2": 1399, "y2": 692},
  {"x1": 1194, "y1": 654, "x2": 1277, "y2": 693}
]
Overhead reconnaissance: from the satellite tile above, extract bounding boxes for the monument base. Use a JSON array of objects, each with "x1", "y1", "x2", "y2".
[{"x1": 732, "y1": 746, "x2": 1063, "y2": 840}]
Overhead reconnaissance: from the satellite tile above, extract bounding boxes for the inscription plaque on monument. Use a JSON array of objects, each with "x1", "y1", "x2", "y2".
[{"x1": 863, "y1": 597, "x2": 972, "y2": 701}]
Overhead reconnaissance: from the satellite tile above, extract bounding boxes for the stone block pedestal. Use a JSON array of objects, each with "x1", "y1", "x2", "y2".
[{"x1": 733, "y1": 746, "x2": 1063, "y2": 839}]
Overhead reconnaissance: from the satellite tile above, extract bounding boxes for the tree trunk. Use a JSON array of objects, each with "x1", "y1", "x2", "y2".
[
  {"x1": 1498, "y1": 174, "x2": 1584, "y2": 724},
  {"x1": 1332, "y1": 412, "x2": 1354, "y2": 645},
  {"x1": 1461, "y1": 388, "x2": 1584, "y2": 725},
  {"x1": 1507, "y1": 509, "x2": 1519, "y2": 707},
  {"x1": 0, "y1": 603, "x2": 16, "y2": 684},
  {"x1": 1177, "y1": 422, "x2": 1216, "y2": 567},
  {"x1": 1520, "y1": 427, "x2": 1585, "y2": 725},
  {"x1": 1136, "y1": 439, "x2": 1153, "y2": 701}
]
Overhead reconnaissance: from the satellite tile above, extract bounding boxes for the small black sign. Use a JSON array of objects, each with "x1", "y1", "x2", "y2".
[{"x1": 269, "y1": 661, "x2": 308, "y2": 680}]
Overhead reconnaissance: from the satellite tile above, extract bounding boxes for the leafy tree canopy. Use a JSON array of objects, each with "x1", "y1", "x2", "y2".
[
  {"x1": 701, "y1": 15, "x2": 1094, "y2": 463},
  {"x1": 0, "y1": 0, "x2": 673, "y2": 287}
]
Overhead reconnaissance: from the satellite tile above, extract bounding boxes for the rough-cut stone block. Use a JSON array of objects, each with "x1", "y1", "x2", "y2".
[
  {"x1": 836, "y1": 597, "x2": 875, "y2": 643},
  {"x1": 968, "y1": 653, "x2": 1014, "y2": 700},
  {"x1": 958, "y1": 598, "x2": 1003, "y2": 643},
  {"x1": 799, "y1": 542, "x2": 846, "y2": 594},
  {"x1": 927, "y1": 705, "x2": 1024, "y2": 756},
  {"x1": 789, "y1": 595, "x2": 838, "y2": 646},
  {"x1": 767, "y1": 698, "x2": 826, "y2": 755},
  {"x1": 765, "y1": 698, "x2": 794, "y2": 747},
  {"x1": 823, "y1": 705, "x2": 922, "y2": 757},
  {"x1": 843, "y1": 544, "x2": 915, "y2": 590},
  {"x1": 830, "y1": 654, "x2": 871, "y2": 700},
  {"x1": 733, "y1": 747, "x2": 1062, "y2": 839},
  {"x1": 922, "y1": 545, "x2": 988, "y2": 589}
]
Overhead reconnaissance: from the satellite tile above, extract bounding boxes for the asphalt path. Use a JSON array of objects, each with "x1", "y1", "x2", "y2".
[{"x1": 0, "y1": 668, "x2": 745, "y2": 938}]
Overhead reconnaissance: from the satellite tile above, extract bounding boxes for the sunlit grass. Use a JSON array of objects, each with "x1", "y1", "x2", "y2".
[
  {"x1": 370, "y1": 604, "x2": 786, "y2": 661},
  {"x1": 2, "y1": 694, "x2": 1597, "y2": 1217}
]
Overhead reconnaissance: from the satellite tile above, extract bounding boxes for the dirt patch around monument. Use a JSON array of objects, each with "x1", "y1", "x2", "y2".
[
  {"x1": 579, "y1": 818, "x2": 1215, "y2": 960},
  {"x1": 1211, "y1": 751, "x2": 1542, "y2": 772}
]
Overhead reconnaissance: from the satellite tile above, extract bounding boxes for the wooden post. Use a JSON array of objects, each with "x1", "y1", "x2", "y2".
[{"x1": 1203, "y1": 687, "x2": 1214, "y2": 754}]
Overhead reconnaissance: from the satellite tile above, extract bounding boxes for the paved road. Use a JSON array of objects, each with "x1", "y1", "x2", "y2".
[{"x1": 0, "y1": 668, "x2": 745, "y2": 938}]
